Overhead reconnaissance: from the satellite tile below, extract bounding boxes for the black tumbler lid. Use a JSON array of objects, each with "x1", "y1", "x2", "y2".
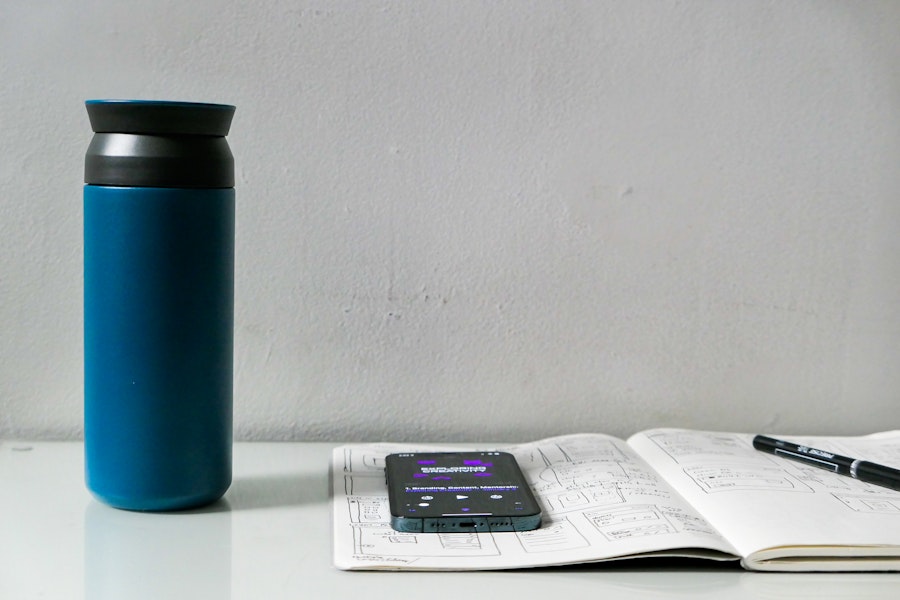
[
  {"x1": 86, "y1": 100, "x2": 235, "y2": 136},
  {"x1": 85, "y1": 100, "x2": 235, "y2": 187}
]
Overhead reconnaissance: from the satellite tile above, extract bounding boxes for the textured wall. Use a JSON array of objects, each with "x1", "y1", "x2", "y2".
[{"x1": 2, "y1": 1, "x2": 900, "y2": 441}]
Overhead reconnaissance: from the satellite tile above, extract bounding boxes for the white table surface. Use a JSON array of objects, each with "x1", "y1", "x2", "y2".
[{"x1": 3, "y1": 441, "x2": 900, "y2": 600}]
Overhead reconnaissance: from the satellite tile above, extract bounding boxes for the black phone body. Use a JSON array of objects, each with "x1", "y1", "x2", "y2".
[{"x1": 385, "y1": 451, "x2": 542, "y2": 533}]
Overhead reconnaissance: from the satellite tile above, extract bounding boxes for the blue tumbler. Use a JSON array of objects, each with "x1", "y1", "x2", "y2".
[{"x1": 84, "y1": 100, "x2": 235, "y2": 511}]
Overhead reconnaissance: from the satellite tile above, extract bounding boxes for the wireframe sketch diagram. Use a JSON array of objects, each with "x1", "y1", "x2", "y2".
[
  {"x1": 683, "y1": 465, "x2": 812, "y2": 494},
  {"x1": 333, "y1": 436, "x2": 735, "y2": 569},
  {"x1": 334, "y1": 429, "x2": 900, "y2": 571},
  {"x1": 833, "y1": 494, "x2": 900, "y2": 514},
  {"x1": 641, "y1": 430, "x2": 900, "y2": 508},
  {"x1": 645, "y1": 430, "x2": 752, "y2": 462}
]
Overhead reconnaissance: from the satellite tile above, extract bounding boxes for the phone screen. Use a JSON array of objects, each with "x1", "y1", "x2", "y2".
[{"x1": 385, "y1": 451, "x2": 542, "y2": 533}]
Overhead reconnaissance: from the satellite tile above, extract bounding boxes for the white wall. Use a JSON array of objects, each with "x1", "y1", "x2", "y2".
[{"x1": 2, "y1": 1, "x2": 899, "y2": 441}]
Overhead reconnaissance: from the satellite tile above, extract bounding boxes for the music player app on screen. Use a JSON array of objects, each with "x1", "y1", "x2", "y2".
[{"x1": 385, "y1": 451, "x2": 542, "y2": 533}]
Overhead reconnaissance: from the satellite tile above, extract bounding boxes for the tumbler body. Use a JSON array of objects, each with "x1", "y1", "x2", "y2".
[{"x1": 83, "y1": 100, "x2": 235, "y2": 511}]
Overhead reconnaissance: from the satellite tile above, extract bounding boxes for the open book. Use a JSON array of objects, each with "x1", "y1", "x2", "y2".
[{"x1": 332, "y1": 429, "x2": 900, "y2": 571}]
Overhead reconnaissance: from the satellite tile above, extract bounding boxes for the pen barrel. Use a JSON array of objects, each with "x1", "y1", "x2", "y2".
[
  {"x1": 752, "y1": 435, "x2": 780, "y2": 453},
  {"x1": 753, "y1": 435, "x2": 854, "y2": 473},
  {"x1": 856, "y1": 461, "x2": 900, "y2": 491}
]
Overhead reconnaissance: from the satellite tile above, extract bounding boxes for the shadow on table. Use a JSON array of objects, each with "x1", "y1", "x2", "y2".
[{"x1": 224, "y1": 472, "x2": 324, "y2": 511}]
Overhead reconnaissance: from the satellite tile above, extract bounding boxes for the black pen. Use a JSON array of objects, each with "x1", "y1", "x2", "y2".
[{"x1": 752, "y1": 434, "x2": 900, "y2": 492}]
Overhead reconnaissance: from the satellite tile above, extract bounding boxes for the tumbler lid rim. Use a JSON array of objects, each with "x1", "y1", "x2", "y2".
[{"x1": 85, "y1": 99, "x2": 235, "y2": 136}]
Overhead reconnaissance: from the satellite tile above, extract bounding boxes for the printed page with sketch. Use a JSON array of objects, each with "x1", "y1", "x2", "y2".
[
  {"x1": 332, "y1": 435, "x2": 739, "y2": 570},
  {"x1": 627, "y1": 429, "x2": 900, "y2": 572}
]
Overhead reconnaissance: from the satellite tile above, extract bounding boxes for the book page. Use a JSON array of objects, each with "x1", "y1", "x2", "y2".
[
  {"x1": 332, "y1": 434, "x2": 737, "y2": 570},
  {"x1": 628, "y1": 429, "x2": 900, "y2": 571}
]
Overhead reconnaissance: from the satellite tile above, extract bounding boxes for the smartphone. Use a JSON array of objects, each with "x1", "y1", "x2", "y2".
[{"x1": 384, "y1": 451, "x2": 542, "y2": 533}]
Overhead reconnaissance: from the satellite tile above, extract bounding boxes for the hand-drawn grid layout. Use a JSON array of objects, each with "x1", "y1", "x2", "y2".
[
  {"x1": 337, "y1": 436, "x2": 722, "y2": 563},
  {"x1": 645, "y1": 430, "x2": 900, "y2": 508}
]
